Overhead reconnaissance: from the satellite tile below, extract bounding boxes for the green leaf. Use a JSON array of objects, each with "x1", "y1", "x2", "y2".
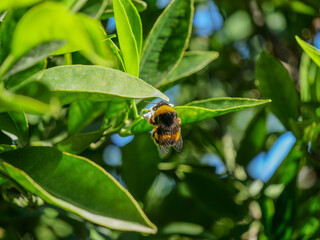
[
  {"x1": 0, "y1": 147, "x2": 157, "y2": 233},
  {"x1": 57, "y1": 130, "x2": 104, "y2": 154},
  {"x1": 3, "y1": 41, "x2": 64, "y2": 79},
  {"x1": 296, "y1": 36, "x2": 320, "y2": 67},
  {"x1": 181, "y1": 169, "x2": 245, "y2": 220},
  {"x1": 139, "y1": 0, "x2": 194, "y2": 86},
  {"x1": 0, "y1": 9, "x2": 23, "y2": 65},
  {"x1": 79, "y1": 0, "x2": 108, "y2": 19},
  {"x1": 130, "y1": 98, "x2": 271, "y2": 134},
  {"x1": 17, "y1": 65, "x2": 169, "y2": 105},
  {"x1": 157, "y1": 51, "x2": 219, "y2": 91},
  {"x1": 256, "y1": 51, "x2": 299, "y2": 129},
  {"x1": 5, "y1": 60, "x2": 46, "y2": 89},
  {"x1": 0, "y1": 144, "x2": 17, "y2": 153},
  {"x1": 0, "y1": 112, "x2": 28, "y2": 146},
  {"x1": 101, "y1": 0, "x2": 147, "y2": 19},
  {"x1": 0, "y1": 85, "x2": 60, "y2": 116},
  {"x1": 0, "y1": 0, "x2": 42, "y2": 11},
  {"x1": 113, "y1": 0, "x2": 142, "y2": 76},
  {"x1": 236, "y1": 110, "x2": 267, "y2": 166},
  {"x1": 68, "y1": 100, "x2": 109, "y2": 135},
  {"x1": 3, "y1": 2, "x2": 116, "y2": 75},
  {"x1": 271, "y1": 180, "x2": 296, "y2": 239},
  {"x1": 122, "y1": 133, "x2": 160, "y2": 201},
  {"x1": 299, "y1": 53, "x2": 320, "y2": 102}
]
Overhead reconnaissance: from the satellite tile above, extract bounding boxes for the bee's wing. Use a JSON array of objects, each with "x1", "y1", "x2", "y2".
[
  {"x1": 172, "y1": 134, "x2": 183, "y2": 152},
  {"x1": 159, "y1": 144, "x2": 170, "y2": 155}
]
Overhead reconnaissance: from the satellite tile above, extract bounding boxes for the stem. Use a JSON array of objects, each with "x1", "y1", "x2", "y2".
[
  {"x1": 131, "y1": 99, "x2": 138, "y2": 119},
  {"x1": 0, "y1": 54, "x2": 15, "y2": 80},
  {"x1": 64, "y1": 53, "x2": 72, "y2": 65}
]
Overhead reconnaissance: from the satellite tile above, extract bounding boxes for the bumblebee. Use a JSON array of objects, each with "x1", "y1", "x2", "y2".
[{"x1": 143, "y1": 101, "x2": 183, "y2": 155}]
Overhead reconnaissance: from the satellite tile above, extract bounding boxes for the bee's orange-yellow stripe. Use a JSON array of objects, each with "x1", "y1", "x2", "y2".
[{"x1": 154, "y1": 105, "x2": 176, "y2": 118}]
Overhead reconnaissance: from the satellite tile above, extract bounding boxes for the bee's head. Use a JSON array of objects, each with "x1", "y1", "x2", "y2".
[{"x1": 152, "y1": 101, "x2": 174, "y2": 111}]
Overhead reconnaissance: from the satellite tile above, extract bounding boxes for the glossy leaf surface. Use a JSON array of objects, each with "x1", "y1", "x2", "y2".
[
  {"x1": 113, "y1": 0, "x2": 142, "y2": 76},
  {"x1": 139, "y1": 0, "x2": 194, "y2": 86},
  {"x1": 0, "y1": 147, "x2": 157, "y2": 233},
  {"x1": 296, "y1": 36, "x2": 320, "y2": 67},
  {"x1": 19, "y1": 65, "x2": 168, "y2": 105},
  {"x1": 130, "y1": 98, "x2": 271, "y2": 134}
]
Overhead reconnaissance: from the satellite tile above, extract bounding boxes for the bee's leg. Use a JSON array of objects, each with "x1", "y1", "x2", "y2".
[
  {"x1": 177, "y1": 118, "x2": 181, "y2": 125},
  {"x1": 152, "y1": 128, "x2": 159, "y2": 143}
]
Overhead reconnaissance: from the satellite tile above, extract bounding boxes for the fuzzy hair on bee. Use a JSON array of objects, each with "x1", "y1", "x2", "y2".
[{"x1": 143, "y1": 101, "x2": 183, "y2": 155}]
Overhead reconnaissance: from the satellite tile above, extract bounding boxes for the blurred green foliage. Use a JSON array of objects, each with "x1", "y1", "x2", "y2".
[{"x1": 0, "y1": 0, "x2": 319, "y2": 239}]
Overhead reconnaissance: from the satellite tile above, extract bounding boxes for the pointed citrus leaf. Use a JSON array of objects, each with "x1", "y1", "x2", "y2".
[
  {"x1": 157, "y1": 51, "x2": 219, "y2": 91},
  {"x1": 256, "y1": 51, "x2": 299, "y2": 129},
  {"x1": 129, "y1": 98, "x2": 271, "y2": 134},
  {"x1": 139, "y1": 0, "x2": 194, "y2": 86},
  {"x1": 113, "y1": 0, "x2": 142, "y2": 76},
  {"x1": 16, "y1": 65, "x2": 169, "y2": 105},
  {"x1": 0, "y1": 147, "x2": 157, "y2": 233}
]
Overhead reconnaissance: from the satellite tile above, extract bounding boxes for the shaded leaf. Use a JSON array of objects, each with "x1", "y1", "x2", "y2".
[
  {"x1": 256, "y1": 51, "x2": 299, "y2": 129},
  {"x1": 0, "y1": 112, "x2": 28, "y2": 146},
  {"x1": 122, "y1": 133, "x2": 160, "y2": 201},
  {"x1": 271, "y1": 180, "x2": 296, "y2": 239},
  {"x1": 0, "y1": 147, "x2": 157, "y2": 233},
  {"x1": 236, "y1": 110, "x2": 267, "y2": 166},
  {"x1": 157, "y1": 51, "x2": 219, "y2": 91},
  {"x1": 130, "y1": 98, "x2": 271, "y2": 134},
  {"x1": 17, "y1": 65, "x2": 168, "y2": 105},
  {"x1": 3, "y1": 41, "x2": 64, "y2": 79},
  {"x1": 113, "y1": 0, "x2": 142, "y2": 76},
  {"x1": 68, "y1": 100, "x2": 109, "y2": 135},
  {"x1": 5, "y1": 60, "x2": 46, "y2": 89},
  {"x1": 181, "y1": 169, "x2": 245, "y2": 220},
  {"x1": 139, "y1": 0, "x2": 194, "y2": 86},
  {"x1": 57, "y1": 130, "x2": 104, "y2": 154},
  {"x1": 0, "y1": 144, "x2": 17, "y2": 153},
  {"x1": 80, "y1": 0, "x2": 108, "y2": 19}
]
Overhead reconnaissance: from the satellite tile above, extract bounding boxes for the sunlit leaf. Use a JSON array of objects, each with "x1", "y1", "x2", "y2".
[
  {"x1": 16, "y1": 65, "x2": 169, "y2": 105},
  {"x1": 296, "y1": 36, "x2": 320, "y2": 67},
  {"x1": 0, "y1": 0, "x2": 42, "y2": 11},
  {"x1": 113, "y1": 0, "x2": 142, "y2": 76},
  {"x1": 139, "y1": 0, "x2": 194, "y2": 86},
  {"x1": 0, "y1": 147, "x2": 157, "y2": 233},
  {"x1": 2, "y1": 2, "x2": 116, "y2": 76},
  {"x1": 0, "y1": 86, "x2": 59, "y2": 116},
  {"x1": 299, "y1": 53, "x2": 320, "y2": 102}
]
